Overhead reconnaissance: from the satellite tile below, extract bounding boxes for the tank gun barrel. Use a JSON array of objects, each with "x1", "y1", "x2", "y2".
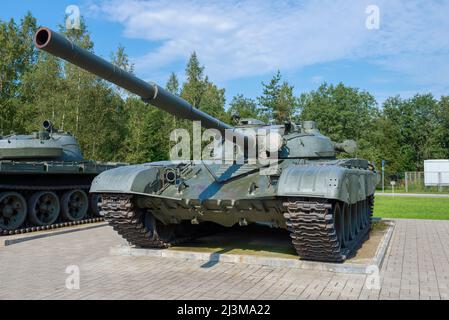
[
  {"x1": 334, "y1": 140, "x2": 357, "y2": 154},
  {"x1": 34, "y1": 27, "x2": 232, "y2": 134},
  {"x1": 43, "y1": 120, "x2": 54, "y2": 132}
]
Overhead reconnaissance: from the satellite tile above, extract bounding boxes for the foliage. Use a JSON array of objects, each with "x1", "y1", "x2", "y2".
[
  {"x1": 298, "y1": 82, "x2": 379, "y2": 159},
  {"x1": 1, "y1": 12, "x2": 448, "y2": 174},
  {"x1": 257, "y1": 70, "x2": 298, "y2": 123},
  {"x1": 0, "y1": 12, "x2": 37, "y2": 133}
]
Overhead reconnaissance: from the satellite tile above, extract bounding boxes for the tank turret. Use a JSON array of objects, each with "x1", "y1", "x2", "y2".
[{"x1": 0, "y1": 120, "x2": 83, "y2": 161}]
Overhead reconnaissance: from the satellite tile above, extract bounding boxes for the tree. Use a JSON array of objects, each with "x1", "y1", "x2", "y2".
[
  {"x1": 111, "y1": 44, "x2": 134, "y2": 73},
  {"x1": 119, "y1": 97, "x2": 154, "y2": 163},
  {"x1": 181, "y1": 52, "x2": 206, "y2": 108},
  {"x1": 18, "y1": 51, "x2": 64, "y2": 132},
  {"x1": 166, "y1": 72, "x2": 180, "y2": 95},
  {"x1": 0, "y1": 12, "x2": 37, "y2": 133},
  {"x1": 437, "y1": 96, "x2": 449, "y2": 158},
  {"x1": 298, "y1": 82, "x2": 379, "y2": 160},
  {"x1": 381, "y1": 94, "x2": 444, "y2": 171},
  {"x1": 257, "y1": 71, "x2": 298, "y2": 123},
  {"x1": 199, "y1": 79, "x2": 227, "y2": 122}
]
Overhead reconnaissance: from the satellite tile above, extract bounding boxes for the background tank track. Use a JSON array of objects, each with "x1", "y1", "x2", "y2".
[
  {"x1": 0, "y1": 217, "x2": 104, "y2": 236},
  {"x1": 283, "y1": 196, "x2": 374, "y2": 262},
  {"x1": 0, "y1": 183, "x2": 104, "y2": 236}
]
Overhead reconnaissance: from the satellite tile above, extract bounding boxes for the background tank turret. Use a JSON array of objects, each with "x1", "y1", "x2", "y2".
[
  {"x1": 35, "y1": 27, "x2": 379, "y2": 262},
  {"x1": 0, "y1": 120, "x2": 125, "y2": 234}
]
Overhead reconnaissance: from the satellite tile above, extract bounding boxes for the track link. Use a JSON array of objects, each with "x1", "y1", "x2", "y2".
[
  {"x1": 283, "y1": 199, "x2": 372, "y2": 263},
  {"x1": 101, "y1": 194, "x2": 192, "y2": 248}
]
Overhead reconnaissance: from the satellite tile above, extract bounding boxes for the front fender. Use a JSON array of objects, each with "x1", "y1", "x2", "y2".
[
  {"x1": 277, "y1": 165, "x2": 376, "y2": 204},
  {"x1": 90, "y1": 165, "x2": 159, "y2": 194}
]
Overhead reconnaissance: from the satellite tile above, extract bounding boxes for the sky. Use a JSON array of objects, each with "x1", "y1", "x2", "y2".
[{"x1": 2, "y1": 0, "x2": 449, "y2": 107}]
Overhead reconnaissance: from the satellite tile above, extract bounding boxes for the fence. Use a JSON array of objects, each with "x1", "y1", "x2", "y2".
[{"x1": 379, "y1": 171, "x2": 449, "y2": 193}]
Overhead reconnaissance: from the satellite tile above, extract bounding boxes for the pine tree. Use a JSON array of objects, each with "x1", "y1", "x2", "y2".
[
  {"x1": 181, "y1": 52, "x2": 206, "y2": 107},
  {"x1": 111, "y1": 44, "x2": 134, "y2": 73},
  {"x1": 257, "y1": 71, "x2": 297, "y2": 123},
  {"x1": 199, "y1": 79, "x2": 227, "y2": 122},
  {"x1": 166, "y1": 72, "x2": 180, "y2": 95}
]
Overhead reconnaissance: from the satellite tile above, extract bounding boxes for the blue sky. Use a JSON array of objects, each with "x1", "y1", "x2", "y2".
[{"x1": 2, "y1": 0, "x2": 449, "y2": 107}]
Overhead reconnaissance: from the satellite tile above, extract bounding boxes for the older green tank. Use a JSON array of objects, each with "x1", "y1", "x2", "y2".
[
  {"x1": 0, "y1": 120, "x2": 124, "y2": 234},
  {"x1": 35, "y1": 27, "x2": 379, "y2": 262}
]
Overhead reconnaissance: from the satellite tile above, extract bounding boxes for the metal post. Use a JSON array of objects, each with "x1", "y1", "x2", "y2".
[
  {"x1": 382, "y1": 160, "x2": 385, "y2": 193},
  {"x1": 405, "y1": 172, "x2": 408, "y2": 193}
]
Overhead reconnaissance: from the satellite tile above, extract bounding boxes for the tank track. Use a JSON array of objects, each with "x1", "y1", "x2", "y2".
[
  {"x1": 283, "y1": 198, "x2": 373, "y2": 263},
  {"x1": 101, "y1": 195, "x2": 192, "y2": 248},
  {"x1": 101, "y1": 194, "x2": 374, "y2": 262},
  {"x1": 0, "y1": 184, "x2": 102, "y2": 235},
  {"x1": 0, "y1": 217, "x2": 105, "y2": 236}
]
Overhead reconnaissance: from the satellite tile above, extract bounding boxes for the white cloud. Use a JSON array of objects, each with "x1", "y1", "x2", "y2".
[{"x1": 89, "y1": 0, "x2": 449, "y2": 91}]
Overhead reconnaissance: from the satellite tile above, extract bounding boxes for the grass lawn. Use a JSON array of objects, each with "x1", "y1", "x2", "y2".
[{"x1": 374, "y1": 196, "x2": 449, "y2": 220}]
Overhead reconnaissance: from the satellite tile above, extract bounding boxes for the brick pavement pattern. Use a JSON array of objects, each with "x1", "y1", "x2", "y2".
[{"x1": 0, "y1": 219, "x2": 448, "y2": 300}]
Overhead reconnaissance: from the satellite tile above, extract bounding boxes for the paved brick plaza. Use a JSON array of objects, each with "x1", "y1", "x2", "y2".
[{"x1": 0, "y1": 219, "x2": 448, "y2": 300}]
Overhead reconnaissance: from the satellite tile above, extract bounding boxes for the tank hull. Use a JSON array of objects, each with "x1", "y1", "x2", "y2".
[{"x1": 93, "y1": 159, "x2": 378, "y2": 262}]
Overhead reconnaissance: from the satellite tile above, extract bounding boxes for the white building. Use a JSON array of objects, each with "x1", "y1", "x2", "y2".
[{"x1": 424, "y1": 160, "x2": 449, "y2": 187}]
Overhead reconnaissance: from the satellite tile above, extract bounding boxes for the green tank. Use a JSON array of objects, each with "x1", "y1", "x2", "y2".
[
  {"x1": 0, "y1": 120, "x2": 124, "y2": 234},
  {"x1": 35, "y1": 27, "x2": 379, "y2": 262}
]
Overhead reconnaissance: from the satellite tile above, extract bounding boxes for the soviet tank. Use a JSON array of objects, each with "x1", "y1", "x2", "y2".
[
  {"x1": 35, "y1": 27, "x2": 379, "y2": 262},
  {"x1": 0, "y1": 120, "x2": 124, "y2": 235}
]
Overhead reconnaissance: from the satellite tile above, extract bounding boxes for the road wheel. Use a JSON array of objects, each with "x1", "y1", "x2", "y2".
[
  {"x1": 28, "y1": 191, "x2": 60, "y2": 226},
  {"x1": 0, "y1": 192, "x2": 27, "y2": 230},
  {"x1": 61, "y1": 190, "x2": 89, "y2": 221}
]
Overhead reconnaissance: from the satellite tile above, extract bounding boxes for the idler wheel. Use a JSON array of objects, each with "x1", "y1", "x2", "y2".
[
  {"x1": 61, "y1": 190, "x2": 88, "y2": 221},
  {"x1": 28, "y1": 191, "x2": 60, "y2": 226},
  {"x1": 0, "y1": 192, "x2": 27, "y2": 230}
]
